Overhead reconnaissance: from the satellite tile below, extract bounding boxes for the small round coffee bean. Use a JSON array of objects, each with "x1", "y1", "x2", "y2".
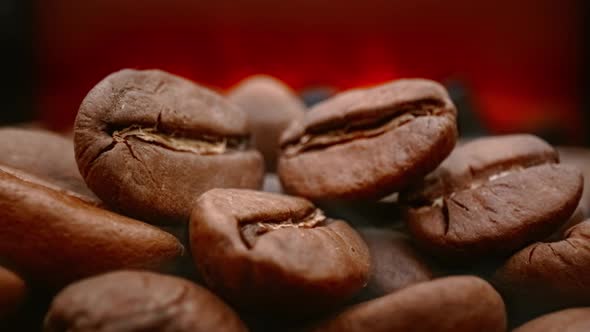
[{"x1": 228, "y1": 75, "x2": 305, "y2": 172}]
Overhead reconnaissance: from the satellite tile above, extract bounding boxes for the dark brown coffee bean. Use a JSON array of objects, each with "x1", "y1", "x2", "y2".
[
  {"x1": 278, "y1": 79, "x2": 457, "y2": 200},
  {"x1": 513, "y1": 308, "x2": 590, "y2": 332},
  {"x1": 307, "y1": 276, "x2": 506, "y2": 332},
  {"x1": 559, "y1": 147, "x2": 590, "y2": 218},
  {"x1": 0, "y1": 168, "x2": 183, "y2": 287},
  {"x1": 546, "y1": 206, "x2": 586, "y2": 242},
  {"x1": 0, "y1": 266, "x2": 26, "y2": 318},
  {"x1": 493, "y1": 219, "x2": 590, "y2": 316},
  {"x1": 44, "y1": 270, "x2": 248, "y2": 332},
  {"x1": 402, "y1": 135, "x2": 583, "y2": 260},
  {"x1": 189, "y1": 189, "x2": 370, "y2": 314},
  {"x1": 0, "y1": 164, "x2": 102, "y2": 207},
  {"x1": 0, "y1": 128, "x2": 98, "y2": 203},
  {"x1": 74, "y1": 69, "x2": 264, "y2": 224},
  {"x1": 355, "y1": 228, "x2": 432, "y2": 301},
  {"x1": 228, "y1": 75, "x2": 305, "y2": 171}
]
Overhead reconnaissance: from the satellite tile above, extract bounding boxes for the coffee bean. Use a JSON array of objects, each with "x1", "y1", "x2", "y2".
[
  {"x1": 402, "y1": 134, "x2": 583, "y2": 260},
  {"x1": 0, "y1": 168, "x2": 183, "y2": 287},
  {"x1": 513, "y1": 307, "x2": 590, "y2": 332},
  {"x1": 43, "y1": 270, "x2": 248, "y2": 332},
  {"x1": 228, "y1": 75, "x2": 306, "y2": 172},
  {"x1": 74, "y1": 69, "x2": 264, "y2": 224},
  {"x1": 354, "y1": 228, "x2": 432, "y2": 301},
  {"x1": 0, "y1": 165, "x2": 101, "y2": 206},
  {"x1": 558, "y1": 147, "x2": 590, "y2": 218},
  {"x1": 493, "y1": 219, "x2": 590, "y2": 317},
  {"x1": 0, "y1": 128, "x2": 98, "y2": 203},
  {"x1": 0, "y1": 266, "x2": 26, "y2": 318},
  {"x1": 306, "y1": 276, "x2": 506, "y2": 332},
  {"x1": 278, "y1": 79, "x2": 457, "y2": 200},
  {"x1": 189, "y1": 189, "x2": 370, "y2": 314}
]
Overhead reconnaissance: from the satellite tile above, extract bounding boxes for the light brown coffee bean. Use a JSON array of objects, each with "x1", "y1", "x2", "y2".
[
  {"x1": 307, "y1": 276, "x2": 506, "y2": 332},
  {"x1": 44, "y1": 270, "x2": 248, "y2": 332},
  {"x1": 228, "y1": 75, "x2": 305, "y2": 171},
  {"x1": 0, "y1": 127, "x2": 98, "y2": 203},
  {"x1": 0, "y1": 168, "x2": 183, "y2": 287}
]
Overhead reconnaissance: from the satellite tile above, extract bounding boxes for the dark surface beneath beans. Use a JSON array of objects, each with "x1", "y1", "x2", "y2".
[{"x1": 1, "y1": 285, "x2": 54, "y2": 332}]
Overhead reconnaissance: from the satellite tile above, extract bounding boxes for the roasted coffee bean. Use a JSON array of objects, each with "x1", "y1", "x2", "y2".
[
  {"x1": 228, "y1": 75, "x2": 305, "y2": 171},
  {"x1": 189, "y1": 189, "x2": 370, "y2": 314},
  {"x1": 493, "y1": 219, "x2": 590, "y2": 316},
  {"x1": 0, "y1": 266, "x2": 26, "y2": 318},
  {"x1": 0, "y1": 165, "x2": 101, "y2": 207},
  {"x1": 0, "y1": 168, "x2": 183, "y2": 287},
  {"x1": 0, "y1": 127, "x2": 98, "y2": 202},
  {"x1": 74, "y1": 69, "x2": 264, "y2": 224},
  {"x1": 559, "y1": 147, "x2": 590, "y2": 218},
  {"x1": 546, "y1": 207, "x2": 586, "y2": 242},
  {"x1": 402, "y1": 135, "x2": 583, "y2": 260},
  {"x1": 513, "y1": 308, "x2": 590, "y2": 332},
  {"x1": 278, "y1": 79, "x2": 457, "y2": 200},
  {"x1": 44, "y1": 270, "x2": 248, "y2": 332},
  {"x1": 354, "y1": 228, "x2": 432, "y2": 301},
  {"x1": 307, "y1": 276, "x2": 506, "y2": 332}
]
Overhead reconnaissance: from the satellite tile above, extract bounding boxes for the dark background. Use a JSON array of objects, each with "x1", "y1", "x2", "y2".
[{"x1": 1, "y1": 0, "x2": 588, "y2": 145}]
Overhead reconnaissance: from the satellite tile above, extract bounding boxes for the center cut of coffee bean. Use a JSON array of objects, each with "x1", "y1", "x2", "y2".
[
  {"x1": 427, "y1": 165, "x2": 529, "y2": 208},
  {"x1": 240, "y1": 209, "x2": 326, "y2": 248},
  {"x1": 282, "y1": 103, "x2": 442, "y2": 157},
  {"x1": 112, "y1": 126, "x2": 248, "y2": 155}
]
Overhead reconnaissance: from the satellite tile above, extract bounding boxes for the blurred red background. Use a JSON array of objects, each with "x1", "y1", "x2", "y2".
[{"x1": 35, "y1": 0, "x2": 584, "y2": 142}]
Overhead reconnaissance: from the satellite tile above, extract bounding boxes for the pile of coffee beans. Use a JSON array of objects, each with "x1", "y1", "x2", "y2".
[{"x1": 0, "y1": 69, "x2": 588, "y2": 331}]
